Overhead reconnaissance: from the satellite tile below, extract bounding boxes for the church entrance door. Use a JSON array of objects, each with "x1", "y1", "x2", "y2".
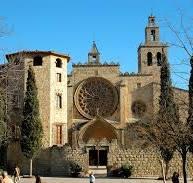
[{"x1": 89, "y1": 149, "x2": 107, "y2": 166}]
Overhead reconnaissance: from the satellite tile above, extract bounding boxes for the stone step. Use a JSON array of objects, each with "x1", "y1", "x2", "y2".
[{"x1": 89, "y1": 166, "x2": 107, "y2": 177}]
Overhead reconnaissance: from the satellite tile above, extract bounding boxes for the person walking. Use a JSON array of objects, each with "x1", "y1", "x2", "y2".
[
  {"x1": 13, "y1": 166, "x2": 20, "y2": 183},
  {"x1": 35, "y1": 175, "x2": 42, "y2": 183},
  {"x1": 89, "y1": 172, "x2": 95, "y2": 183},
  {"x1": 1, "y1": 171, "x2": 13, "y2": 183},
  {"x1": 172, "y1": 172, "x2": 179, "y2": 183}
]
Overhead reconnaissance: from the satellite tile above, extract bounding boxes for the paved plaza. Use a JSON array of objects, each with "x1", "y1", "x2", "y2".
[{"x1": 18, "y1": 177, "x2": 193, "y2": 183}]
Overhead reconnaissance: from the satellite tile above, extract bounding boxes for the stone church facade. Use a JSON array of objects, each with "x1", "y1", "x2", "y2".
[{"x1": 1, "y1": 16, "x2": 192, "y2": 177}]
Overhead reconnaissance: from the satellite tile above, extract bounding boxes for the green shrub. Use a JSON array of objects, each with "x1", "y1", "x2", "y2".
[
  {"x1": 121, "y1": 164, "x2": 133, "y2": 178},
  {"x1": 69, "y1": 162, "x2": 82, "y2": 177},
  {"x1": 108, "y1": 164, "x2": 133, "y2": 178}
]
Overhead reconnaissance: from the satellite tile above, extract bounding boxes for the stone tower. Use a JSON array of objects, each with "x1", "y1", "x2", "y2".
[
  {"x1": 6, "y1": 51, "x2": 70, "y2": 147},
  {"x1": 138, "y1": 15, "x2": 168, "y2": 80},
  {"x1": 88, "y1": 41, "x2": 100, "y2": 64}
]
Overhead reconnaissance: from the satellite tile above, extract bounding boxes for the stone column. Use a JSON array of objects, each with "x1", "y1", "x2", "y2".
[
  {"x1": 72, "y1": 129, "x2": 78, "y2": 149},
  {"x1": 121, "y1": 129, "x2": 125, "y2": 146},
  {"x1": 119, "y1": 80, "x2": 128, "y2": 127}
]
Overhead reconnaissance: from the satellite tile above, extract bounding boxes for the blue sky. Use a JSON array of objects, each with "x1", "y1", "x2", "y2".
[{"x1": 0, "y1": 0, "x2": 193, "y2": 89}]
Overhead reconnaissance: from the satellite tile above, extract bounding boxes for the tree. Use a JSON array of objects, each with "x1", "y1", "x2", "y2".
[
  {"x1": 0, "y1": 88, "x2": 6, "y2": 146},
  {"x1": 157, "y1": 52, "x2": 192, "y2": 183},
  {"x1": 134, "y1": 117, "x2": 175, "y2": 183},
  {"x1": 0, "y1": 18, "x2": 12, "y2": 168},
  {"x1": 0, "y1": 87, "x2": 8, "y2": 167},
  {"x1": 165, "y1": 15, "x2": 193, "y2": 183},
  {"x1": 132, "y1": 51, "x2": 184, "y2": 183},
  {"x1": 157, "y1": 50, "x2": 179, "y2": 180},
  {"x1": 20, "y1": 66, "x2": 43, "y2": 177},
  {"x1": 188, "y1": 56, "x2": 193, "y2": 134}
]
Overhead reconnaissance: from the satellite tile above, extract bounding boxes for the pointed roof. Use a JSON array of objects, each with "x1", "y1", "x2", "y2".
[{"x1": 89, "y1": 41, "x2": 100, "y2": 55}]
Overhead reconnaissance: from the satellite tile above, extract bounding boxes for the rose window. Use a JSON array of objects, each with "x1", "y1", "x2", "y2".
[{"x1": 74, "y1": 77, "x2": 118, "y2": 119}]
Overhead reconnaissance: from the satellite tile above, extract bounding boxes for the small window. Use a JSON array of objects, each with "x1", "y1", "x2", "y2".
[
  {"x1": 151, "y1": 18, "x2": 154, "y2": 24},
  {"x1": 56, "y1": 94, "x2": 62, "y2": 108},
  {"x1": 56, "y1": 73, "x2": 62, "y2": 82},
  {"x1": 56, "y1": 58, "x2": 62, "y2": 68},
  {"x1": 33, "y1": 56, "x2": 43, "y2": 66},
  {"x1": 95, "y1": 70, "x2": 98, "y2": 76},
  {"x1": 137, "y1": 83, "x2": 141, "y2": 88},
  {"x1": 12, "y1": 94, "x2": 20, "y2": 108},
  {"x1": 56, "y1": 125, "x2": 62, "y2": 144},
  {"x1": 92, "y1": 55, "x2": 97, "y2": 62},
  {"x1": 151, "y1": 30, "x2": 156, "y2": 41},
  {"x1": 147, "y1": 52, "x2": 153, "y2": 66},
  {"x1": 157, "y1": 52, "x2": 162, "y2": 66}
]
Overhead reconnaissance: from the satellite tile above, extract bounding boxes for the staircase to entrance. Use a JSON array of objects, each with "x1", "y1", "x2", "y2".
[{"x1": 89, "y1": 166, "x2": 107, "y2": 177}]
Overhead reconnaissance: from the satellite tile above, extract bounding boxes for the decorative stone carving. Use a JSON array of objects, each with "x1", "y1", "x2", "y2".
[{"x1": 74, "y1": 77, "x2": 118, "y2": 119}]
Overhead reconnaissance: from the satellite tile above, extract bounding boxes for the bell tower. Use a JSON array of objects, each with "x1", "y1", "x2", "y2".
[
  {"x1": 138, "y1": 15, "x2": 168, "y2": 79},
  {"x1": 145, "y1": 16, "x2": 160, "y2": 44},
  {"x1": 88, "y1": 41, "x2": 100, "y2": 64}
]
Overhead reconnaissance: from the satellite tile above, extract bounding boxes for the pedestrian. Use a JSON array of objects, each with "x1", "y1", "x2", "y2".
[
  {"x1": 1, "y1": 171, "x2": 13, "y2": 183},
  {"x1": 172, "y1": 172, "x2": 179, "y2": 183},
  {"x1": 13, "y1": 166, "x2": 20, "y2": 183},
  {"x1": 89, "y1": 172, "x2": 95, "y2": 183},
  {"x1": 35, "y1": 175, "x2": 41, "y2": 183},
  {"x1": 0, "y1": 173, "x2": 3, "y2": 183}
]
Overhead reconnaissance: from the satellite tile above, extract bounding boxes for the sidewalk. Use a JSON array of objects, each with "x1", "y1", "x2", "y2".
[{"x1": 19, "y1": 177, "x2": 193, "y2": 183}]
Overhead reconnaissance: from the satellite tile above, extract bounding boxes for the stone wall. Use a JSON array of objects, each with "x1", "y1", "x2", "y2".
[
  {"x1": 8, "y1": 142, "x2": 193, "y2": 178},
  {"x1": 108, "y1": 147, "x2": 193, "y2": 178},
  {"x1": 9, "y1": 144, "x2": 88, "y2": 176}
]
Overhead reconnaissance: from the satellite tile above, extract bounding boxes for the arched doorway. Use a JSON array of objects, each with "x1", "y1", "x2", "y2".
[{"x1": 79, "y1": 116, "x2": 118, "y2": 167}]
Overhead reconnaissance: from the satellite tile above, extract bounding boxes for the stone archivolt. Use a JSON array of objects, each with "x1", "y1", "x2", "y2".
[
  {"x1": 78, "y1": 116, "x2": 118, "y2": 145},
  {"x1": 74, "y1": 77, "x2": 118, "y2": 119}
]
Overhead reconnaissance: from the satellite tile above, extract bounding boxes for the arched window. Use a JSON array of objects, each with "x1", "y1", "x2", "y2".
[
  {"x1": 56, "y1": 94, "x2": 62, "y2": 108},
  {"x1": 33, "y1": 56, "x2": 43, "y2": 66},
  {"x1": 147, "y1": 52, "x2": 152, "y2": 66},
  {"x1": 157, "y1": 52, "x2": 162, "y2": 66},
  {"x1": 151, "y1": 30, "x2": 156, "y2": 41},
  {"x1": 56, "y1": 58, "x2": 62, "y2": 68}
]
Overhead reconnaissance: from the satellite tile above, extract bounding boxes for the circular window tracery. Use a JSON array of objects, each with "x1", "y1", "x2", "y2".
[
  {"x1": 74, "y1": 77, "x2": 118, "y2": 119},
  {"x1": 131, "y1": 100, "x2": 146, "y2": 117}
]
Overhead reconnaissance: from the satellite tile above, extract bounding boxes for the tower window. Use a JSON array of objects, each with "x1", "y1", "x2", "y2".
[
  {"x1": 56, "y1": 94, "x2": 62, "y2": 108},
  {"x1": 93, "y1": 55, "x2": 96, "y2": 61},
  {"x1": 56, "y1": 58, "x2": 62, "y2": 68},
  {"x1": 33, "y1": 56, "x2": 43, "y2": 66},
  {"x1": 157, "y1": 52, "x2": 162, "y2": 66},
  {"x1": 147, "y1": 52, "x2": 153, "y2": 66},
  {"x1": 137, "y1": 83, "x2": 141, "y2": 88},
  {"x1": 151, "y1": 30, "x2": 156, "y2": 41},
  {"x1": 56, "y1": 125, "x2": 62, "y2": 144},
  {"x1": 56, "y1": 73, "x2": 62, "y2": 82}
]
